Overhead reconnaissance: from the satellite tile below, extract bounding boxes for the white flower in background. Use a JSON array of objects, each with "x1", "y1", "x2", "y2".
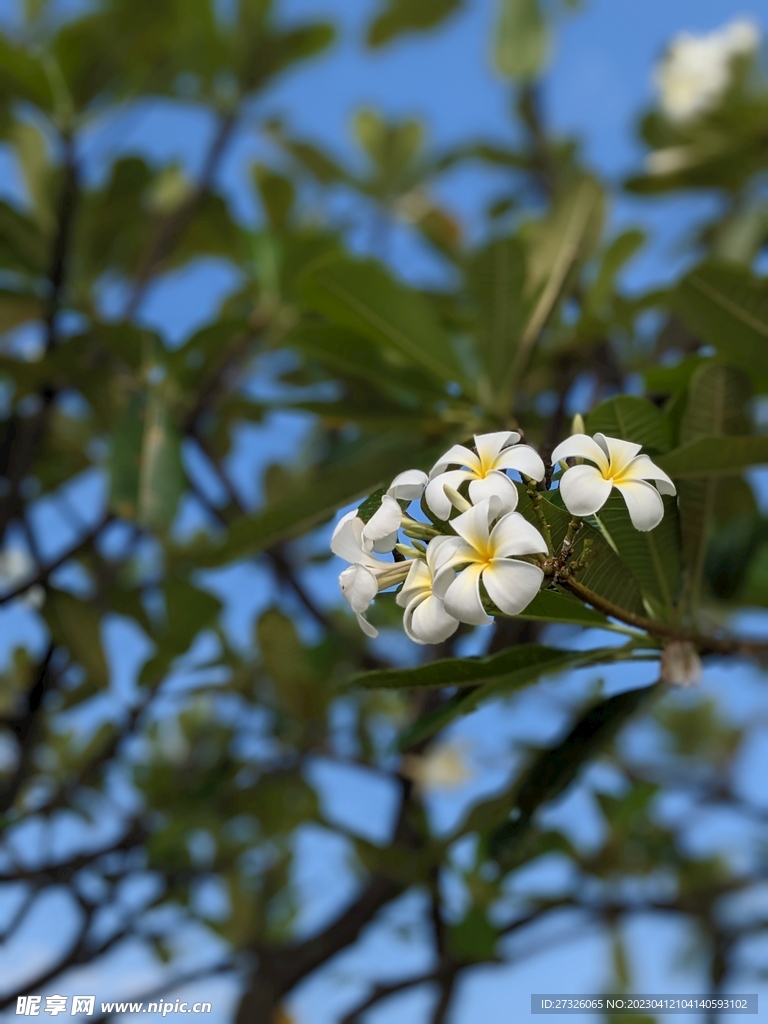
[
  {"x1": 661, "y1": 640, "x2": 702, "y2": 688},
  {"x1": 551, "y1": 433, "x2": 676, "y2": 532},
  {"x1": 433, "y1": 500, "x2": 547, "y2": 626},
  {"x1": 401, "y1": 741, "x2": 473, "y2": 791},
  {"x1": 396, "y1": 537, "x2": 459, "y2": 645},
  {"x1": 654, "y1": 19, "x2": 760, "y2": 123},
  {"x1": 0, "y1": 546, "x2": 44, "y2": 609},
  {"x1": 362, "y1": 469, "x2": 429, "y2": 554},
  {"x1": 426, "y1": 431, "x2": 545, "y2": 521},
  {"x1": 331, "y1": 511, "x2": 411, "y2": 637}
]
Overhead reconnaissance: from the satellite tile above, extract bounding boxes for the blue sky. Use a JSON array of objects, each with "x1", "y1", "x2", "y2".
[{"x1": 1, "y1": 1, "x2": 768, "y2": 1022}]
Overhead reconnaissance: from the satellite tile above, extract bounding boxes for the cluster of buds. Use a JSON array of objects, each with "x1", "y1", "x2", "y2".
[{"x1": 331, "y1": 429, "x2": 675, "y2": 644}]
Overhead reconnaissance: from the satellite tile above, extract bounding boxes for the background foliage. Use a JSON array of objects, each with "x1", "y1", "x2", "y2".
[{"x1": 0, "y1": 1, "x2": 768, "y2": 1022}]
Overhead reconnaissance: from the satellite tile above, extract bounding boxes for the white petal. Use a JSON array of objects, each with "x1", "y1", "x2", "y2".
[
  {"x1": 493, "y1": 443, "x2": 546, "y2": 481},
  {"x1": 331, "y1": 512, "x2": 377, "y2": 568},
  {"x1": 396, "y1": 558, "x2": 432, "y2": 608},
  {"x1": 356, "y1": 611, "x2": 378, "y2": 638},
  {"x1": 621, "y1": 454, "x2": 677, "y2": 496},
  {"x1": 362, "y1": 494, "x2": 403, "y2": 553},
  {"x1": 551, "y1": 434, "x2": 610, "y2": 473},
  {"x1": 482, "y1": 559, "x2": 544, "y2": 616},
  {"x1": 596, "y1": 434, "x2": 643, "y2": 476},
  {"x1": 404, "y1": 593, "x2": 460, "y2": 645},
  {"x1": 614, "y1": 479, "x2": 665, "y2": 532},
  {"x1": 474, "y1": 431, "x2": 520, "y2": 468},
  {"x1": 450, "y1": 500, "x2": 492, "y2": 551},
  {"x1": 431, "y1": 538, "x2": 477, "y2": 596},
  {"x1": 339, "y1": 564, "x2": 378, "y2": 613},
  {"x1": 443, "y1": 563, "x2": 492, "y2": 626},
  {"x1": 429, "y1": 444, "x2": 481, "y2": 478},
  {"x1": 388, "y1": 469, "x2": 428, "y2": 501},
  {"x1": 490, "y1": 512, "x2": 548, "y2": 558},
  {"x1": 425, "y1": 469, "x2": 474, "y2": 520},
  {"x1": 467, "y1": 471, "x2": 519, "y2": 514},
  {"x1": 559, "y1": 464, "x2": 613, "y2": 516}
]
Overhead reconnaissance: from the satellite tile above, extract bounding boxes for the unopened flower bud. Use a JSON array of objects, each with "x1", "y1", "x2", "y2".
[
  {"x1": 442, "y1": 483, "x2": 472, "y2": 513},
  {"x1": 661, "y1": 640, "x2": 702, "y2": 688},
  {"x1": 571, "y1": 413, "x2": 585, "y2": 435}
]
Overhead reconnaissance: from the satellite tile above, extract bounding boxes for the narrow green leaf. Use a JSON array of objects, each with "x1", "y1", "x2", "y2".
[{"x1": 390, "y1": 646, "x2": 618, "y2": 750}]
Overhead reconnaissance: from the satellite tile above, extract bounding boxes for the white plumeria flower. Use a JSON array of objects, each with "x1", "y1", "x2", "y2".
[
  {"x1": 654, "y1": 19, "x2": 759, "y2": 123},
  {"x1": 331, "y1": 511, "x2": 411, "y2": 637},
  {"x1": 396, "y1": 537, "x2": 459, "y2": 645},
  {"x1": 551, "y1": 433, "x2": 676, "y2": 532},
  {"x1": 362, "y1": 469, "x2": 429, "y2": 554},
  {"x1": 433, "y1": 500, "x2": 547, "y2": 626},
  {"x1": 425, "y1": 431, "x2": 545, "y2": 521}
]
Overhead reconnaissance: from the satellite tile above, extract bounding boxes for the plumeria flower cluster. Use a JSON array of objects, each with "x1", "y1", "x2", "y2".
[
  {"x1": 331, "y1": 427, "x2": 676, "y2": 645},
  {"x1": 654, "y1": 18, "x2": 759, "y2": 124}
]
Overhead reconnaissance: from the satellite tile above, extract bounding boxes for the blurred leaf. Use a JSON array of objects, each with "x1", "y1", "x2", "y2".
[
  {"x1": 584, "y1": 229, "x2": 645, "y2": 314},
  {"x1": 494, "y1": 0, "x2": 548, "y2": 81},
  {"x1": 189, "y1": 434, "x2": 445, "y2": 568},
  {"x1": 47, "y1": 592, "x2": 109, "y2": 690},
  {"x1": 300, "y1": 255, "x2": 466, "y2": 386},
  {"x1": 108, "y1": 386, "x2": 144, "y2": 519},
  {"x1": 0, "y1": 288, "x2": 41, "y2": 334},
  {"x1": 676, "y1": 363, "x2": 752, "y2": 608},
  {"x1": 253, "y1": 165, "x2": 294, "y2": 233},
  {"x1": 586, "y1": 395, "x2": 672, "y2": 454},
  {"x1": 367, "y1": 0, "x2": 462, "y2": 47},
  {"x1": 138, "y1": 379, "x2": 183, "y2": 530},
  {"x1": 658, "y1": 436, "x2": 768, "y2": 477},
  {"x1": 675, "y1": 262, "x2": 768, "y2": 376},
  {"x1": 485, "y1": 684, "x2": 660, "y2": 866},
  {"x1": 447, "y1": 906, "x2": 498, "y2": 961}
]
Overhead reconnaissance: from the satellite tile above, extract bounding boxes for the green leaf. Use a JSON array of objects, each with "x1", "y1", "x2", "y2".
[
  {"x1": 466, "y1": 237, "x2": 528, "y2": 412},
  {"x1": 391, "y1": 645, "x2": 620, "y2": 749},
  {"x1": 253, "y1": 164, "x2": 294, "y2": 232},
  {"x1": 494, "y1": 0, "x2": 549, "y2": 81},
  {"x1": 367, "y1": 0, "x2": 462, "y2": 47},
  {"x1": 0, "y1": 288, "x2": 41, "y2": 334},
  {"x1": 108, "y1": 387, "x2": 144, "y2": 519},
  {"x1": 584, "y1": 230, "x2": 645, "y2": 314},
  {"x1": 300, "y1": 255, "x2": 465, "y2": 387},
  {"x1": 658, "y1": 436, "x2": 768, "y2": 478},
  {"x1": 595, "y1": 493, "x2": 681, "y2": 618},
  {"x1": 447, "y1": 906, "x2": 498, "y2": 962},
  {"x1": 676, "y1": 363, "x2": 752, "y2": 608},
  {"x1": 535, "y1": 492, "x2": 647, "y2": 618},
  {"x1": 138, "y1": 379, "x2": 184, "y2": 530},
  {"x1": 484, "y1": 683, "x2": 661, "y2": 866},
  {"x1": 517, "y1": 589, "x2": 609, "y2": 627},
  {"x1": 586, "y1": 395, "x2": 671, "y2": 454},
  {"x1": 46, "y1": 592, "x2": 109, "y2": 690},
  {"x1": 675, "y1": 262, "x2": 768, "y2": 376},
  {"x1": 353, "y1": 644, "x2": 618, "y2": 749}
]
